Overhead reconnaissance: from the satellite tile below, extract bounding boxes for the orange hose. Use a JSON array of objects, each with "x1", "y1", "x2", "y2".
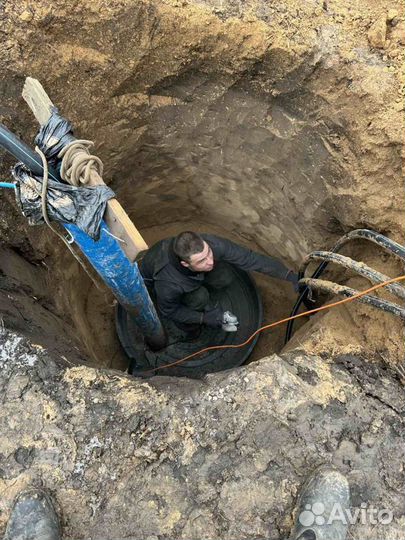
[{"x1": 139, "y1": 275, "x2": 405, "y2": 375}]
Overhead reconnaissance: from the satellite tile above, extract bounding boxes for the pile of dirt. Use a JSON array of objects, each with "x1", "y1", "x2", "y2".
[{"x1": 0, "y1": 328, "x2": 404, "y2": 539}]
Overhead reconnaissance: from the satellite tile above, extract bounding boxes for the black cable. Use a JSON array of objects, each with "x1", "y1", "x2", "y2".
[
  {"x1": 0, "y1": 123, "x2": 60, "y2": 181},
  {"x1": 285, "y1": 229, "x2": 405, "y2": 344}
]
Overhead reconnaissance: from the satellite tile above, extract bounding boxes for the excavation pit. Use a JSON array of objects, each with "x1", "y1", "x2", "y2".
[
  {"x1": 116, "y1": 264, "x2": 263, "y2": 377},
  {"x1": 0, "y1": 1, "x2": 405, "y2": 539},
  {"x1": 0, "y1": 0, "x2": 404, "y2": 375}
]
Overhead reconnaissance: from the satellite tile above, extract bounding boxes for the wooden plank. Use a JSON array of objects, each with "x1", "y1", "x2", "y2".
[
  {"x1": 82, "y1": 169, "x2": 148, "y2": 257},
  {"x1": 22, "y1": 78, "x2": 54, "y2": 125},
  {"x1": 22, "y1": 77, "x2": 148, "y2": 260},
  {"x1": 103, "y1": 199, "x2": 148, "y2": 260}
]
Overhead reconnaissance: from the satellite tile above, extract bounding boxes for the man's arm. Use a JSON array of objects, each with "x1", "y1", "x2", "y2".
[{"x1": 208, "y1": 235, "x2": 292, "y2": 280}]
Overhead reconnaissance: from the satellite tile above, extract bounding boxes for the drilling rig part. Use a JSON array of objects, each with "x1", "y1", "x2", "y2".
[
  {"x1": 301, "y1": 251, "x2": 405, "y2": 300},
  {"x1": 301, "y1": 277, "x2": 405, "y2": 321}
]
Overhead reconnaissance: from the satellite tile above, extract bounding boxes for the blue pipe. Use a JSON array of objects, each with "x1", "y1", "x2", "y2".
[
  {"x1": 0, "y1": 182, "x2": 16, "y2": 189},
  {"x1": 64, "y1": 222, "x2": 167, "y2": 351},
  {"x1": 0, "y1": 122, "x2": 167, "y2": 351}
]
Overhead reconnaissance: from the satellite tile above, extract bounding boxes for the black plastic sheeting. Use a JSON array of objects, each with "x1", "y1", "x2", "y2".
[
  {"x1": 12, "y1": 163, "x2": 114, "y2": 239},
  {"x1": 9, "y1": 107, "x2": 115, "y2": 239},
  {"x1": 35, "y1": 107, "x2": 74, "y2": 166},
  {"x1": 116, "y1": 265, "x2": 263, "y2": 378}
]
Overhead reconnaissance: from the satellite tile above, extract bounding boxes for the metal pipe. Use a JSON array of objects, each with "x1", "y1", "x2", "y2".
[
  {"x1": 301, "y1": 251, "x2": 405, "y2": 300},
  {"x1": 285, "y1": 229, "x2": 405, "y2": 343},
  {"x1": 64, "y1": 222, "x2": 167, "y2": 351},
  {"x1": 301, "y1": 277, "x2": 405, "y2": 321}
]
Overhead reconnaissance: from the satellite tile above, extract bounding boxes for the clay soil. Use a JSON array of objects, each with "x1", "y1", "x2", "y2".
[{"x1": 0, "y1": 0, "x2": 405, "y2": 538}]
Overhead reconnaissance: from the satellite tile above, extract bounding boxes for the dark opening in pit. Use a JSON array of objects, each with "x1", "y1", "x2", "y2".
[{"x1": 54, "y1": 219, "x2": 301, "y2": 373}]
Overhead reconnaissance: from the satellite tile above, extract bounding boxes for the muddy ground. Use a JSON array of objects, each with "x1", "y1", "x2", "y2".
[
  {"x1": 0, "y1": 0, "x2": 405, "y2": 538},
  {"x1": 1, "y1": 328, "x2": 405, "y2": 539}
]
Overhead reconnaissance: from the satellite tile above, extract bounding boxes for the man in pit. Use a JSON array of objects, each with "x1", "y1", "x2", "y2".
[{"x1": 138, "y1": 231, "x2": 299, "y2": 335}]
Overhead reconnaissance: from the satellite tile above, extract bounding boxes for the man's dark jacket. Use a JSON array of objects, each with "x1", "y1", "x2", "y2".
[{"x1": 139, "y1": 234, "x2": 291, "y2": 325}]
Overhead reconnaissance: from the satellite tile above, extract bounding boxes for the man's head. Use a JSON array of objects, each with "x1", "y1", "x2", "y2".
[{"x1": 173, "y1": 231, "x2": 214, "y2": 272}]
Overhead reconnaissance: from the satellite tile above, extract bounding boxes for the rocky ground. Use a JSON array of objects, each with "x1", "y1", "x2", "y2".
[{"x1": 0, "y1": 328, "x2": 404, "y2": 539}]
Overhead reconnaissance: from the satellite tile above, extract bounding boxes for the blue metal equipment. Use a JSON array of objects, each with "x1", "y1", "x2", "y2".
[
  {"x1": 0, "y1": 122, "x2": 167, "y2": 351},
  {"x1": 64, "y1": 222, "x2": 167, "y2": 350}
]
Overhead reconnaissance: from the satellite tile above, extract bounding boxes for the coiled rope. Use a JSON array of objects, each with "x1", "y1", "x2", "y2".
[{"x1": 58, "y1": 140, "x2": 103, "y2": 186}]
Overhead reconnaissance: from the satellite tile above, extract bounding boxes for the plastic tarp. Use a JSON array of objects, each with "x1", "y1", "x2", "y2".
[
  {"x1": 12, "y1": 163, "x2": 114, "y2": 240},
  {"x1": 35, "y1": 107, "x2": 74, "y2": 166},
  {"x1": 12, "y1": 108, "x2": 115, "y2": 239}
]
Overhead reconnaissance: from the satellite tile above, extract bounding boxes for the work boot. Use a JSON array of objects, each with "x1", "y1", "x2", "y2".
[
  {"x1": 5, "y1": 488, "x2": 61, "y2": 540},
  {"x1": 290, "y1": 465, "x2": 350, "y2": 540}
]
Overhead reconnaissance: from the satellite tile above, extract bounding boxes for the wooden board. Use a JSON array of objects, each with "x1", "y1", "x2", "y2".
[{"x1": 22, "y1": 77, "x2": 148, "y2": 260}]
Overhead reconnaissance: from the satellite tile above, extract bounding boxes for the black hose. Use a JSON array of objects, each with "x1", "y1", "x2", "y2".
[
  {"x1": 0, "y1": 123, "x2": 60, "y2": 181},
  {"x1": 284, "y1": 260, "x2": 328, "y2": 344},
  {"x1": 302, "y1": 251, "x2": 405, "y2": 300},
  {"x1": 333, "y1": 229, "x2": 405, "y2": 260},
  {"x1": 285, "y1": 229, "x2": 405, "y2": 343}
]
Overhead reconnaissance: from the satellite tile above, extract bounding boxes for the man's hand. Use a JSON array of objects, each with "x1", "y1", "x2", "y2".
[
  {"x1": 202, "y1": 307, "x2": 223, "y2": 328},
  {"x1": 285, "y1": 270, "x2": 300, "y2": 293}
]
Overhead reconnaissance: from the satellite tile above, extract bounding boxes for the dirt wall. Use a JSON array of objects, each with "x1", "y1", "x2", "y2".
[
  {"x1": 0, "y1": 2, "x2": 404, "y2": 538},
  {"x1": 1, "y1": 0, "x2": 404, "y2": 368}
]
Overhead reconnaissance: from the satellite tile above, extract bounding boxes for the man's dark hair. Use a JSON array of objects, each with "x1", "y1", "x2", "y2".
[{"x1": 173, "y1": 231, "x2": 205, "y2": 262}]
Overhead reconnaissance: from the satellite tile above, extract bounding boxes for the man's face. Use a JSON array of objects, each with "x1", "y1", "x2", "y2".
[{"x1": 181, "y1": 241, "x2": 214, "y2": 272}]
